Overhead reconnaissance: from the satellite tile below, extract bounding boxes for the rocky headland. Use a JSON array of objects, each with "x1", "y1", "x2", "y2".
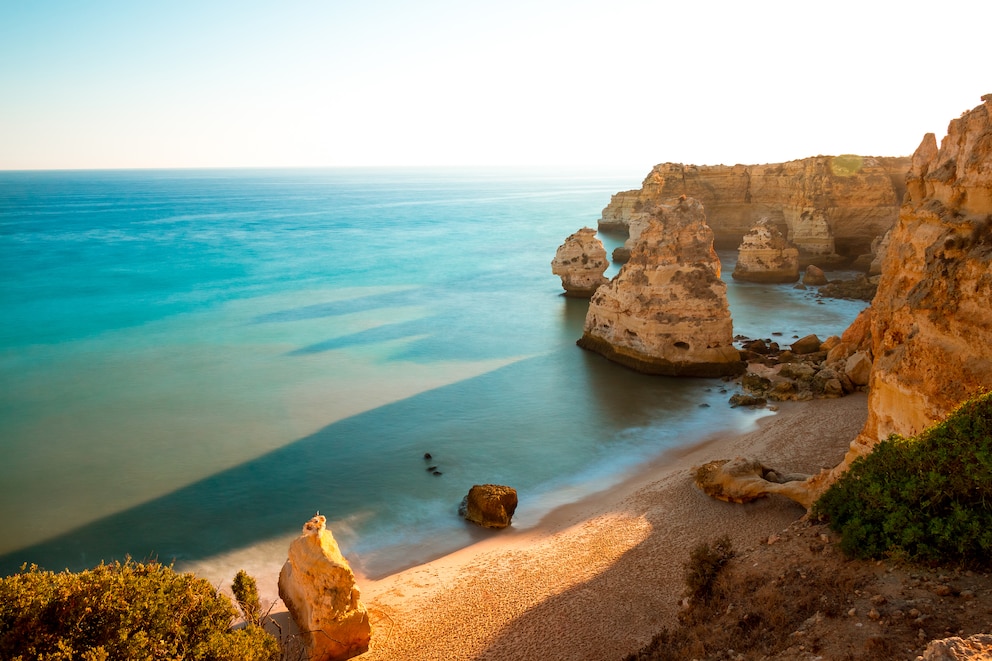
[
  {"x1": 577, "y1": 196, "x2": 744, "y2": 377},
  {"x1": 600, "y1": 155, "x2": 911, "y2": 265}
]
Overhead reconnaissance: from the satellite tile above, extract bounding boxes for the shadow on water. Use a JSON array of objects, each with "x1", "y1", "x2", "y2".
[{"x1": 0, "y1": 336, "x2": 713, "y2": 577}]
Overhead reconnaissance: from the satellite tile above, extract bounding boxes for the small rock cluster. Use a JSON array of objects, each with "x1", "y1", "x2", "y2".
[{"x1": 731, "y1": 310, "x2": 873, "y2": 407}]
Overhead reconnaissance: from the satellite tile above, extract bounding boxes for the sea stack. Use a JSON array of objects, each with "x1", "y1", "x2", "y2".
[
  {"x1": 578, "y1": 196, "x2": 744, "y2": 377},
  {"x1": 278, "y1": 514, "x2": 372, "y2": 661},
  {"x1": 732, "y1": 217, "x2": 800, "y2": 283},
  {"x1": 551, "y1": 227, "x2": 610, "y2": 297}
]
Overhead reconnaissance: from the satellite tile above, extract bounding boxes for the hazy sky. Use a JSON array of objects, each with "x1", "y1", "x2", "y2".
[{"x1": 1, "y1": 1, "x2": 988, "y2": 171}]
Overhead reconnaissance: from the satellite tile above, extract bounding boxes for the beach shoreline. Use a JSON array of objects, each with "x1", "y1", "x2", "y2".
[{"x1": 276, "y1": 393, "x2": 867, "y2": 661}]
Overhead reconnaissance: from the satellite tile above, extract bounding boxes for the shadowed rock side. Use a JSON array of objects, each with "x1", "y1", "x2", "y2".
[
  {"x1": 278, "y1": 514, "x2": 372, "y2": 661},
  {"x1": 732, "y1": 217, "x2": 800, "y2": 283},
  {"x1": 550, "y1": 227, "x2": 609, "y2": 297},
  {"x1": 578, "y1": 196, "x2": 744, "y2": 377},
  {"x1": 696, "y1": 94, "x2": 992, "y2": 508},
  {"x1": 599, "y1": 155, "x2": 910, "y2": 262}
]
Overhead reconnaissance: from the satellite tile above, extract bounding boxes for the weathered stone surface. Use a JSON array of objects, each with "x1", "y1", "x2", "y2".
[
  {"x1": 857, "y1": 95, "x2": 992, "y2": 452},
  {"x1": 818, "y1": 273, "x2": 878, "y2": 301},
  {"x1": 844, "y1": 351, "x2": 872, "y2": 386},
  {"x1": 578, "y1": 197, "x2": 744, "y2": 377},
  {"x1": 278, "y1": 515, "x2": 371, "y2": 661},
  {"x1": 599, "y1": 155, "x2": 910, "y2": 260},
  {"x1": 693, "y1": 457, "x2": 812, "y2": 507},
  {"x1": 551, "y1": 227, "x2": 610, "y2": 297},
  {"x1": 868, "y1": 229, "x2": 892, "y2": 275},
  {"x1": 802, "y1": 264, "x2": 828, "y2": 286},
  {"x1": 459, "y1": 484, "x2": 518, "y2": 529},
  {"x1": 920, "y1": 633, "x2": 992, "y2": 660},
  {"x1": 790, "y1": 334, "x2": 822, "y2": 355},
  {"x1": 732, "y1": 218, "x2": 800, "y2": 282}
]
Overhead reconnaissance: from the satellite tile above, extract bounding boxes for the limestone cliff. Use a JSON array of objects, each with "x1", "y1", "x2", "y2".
[
  {"x1": 578, "y1": 197, "x2": 743, "y2": 377},
  {"x1": 855, "y1": 94, "x2": 992, "y2": 453},
  {"x1": 599, "y1": 155, "x2": 910, "y2": 261},
  {"x1": 732, "y1": 217, "x2": 800, "y2": 283},
  {"x1": 551, "y1": 227, "x2": 610, "y2": 297}
]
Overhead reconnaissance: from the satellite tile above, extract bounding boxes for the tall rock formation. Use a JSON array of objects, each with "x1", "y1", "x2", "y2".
[
  {"x1": 599, "y1": 155, "x2": 910, "y2": 262},
  {"x1": 854, "y1": 94, "x2": 992, "y2": 454},
  {"x1": 732, "y1": 217, "x2": 800, "y2": 283},
  {"x1": 551, "y1": 227, "x2": 610, "y2": 297},
  {"x1": 278, "y1": 514, "x2": 372, "y2": 661},
  {"x1": 578, "y1": 197, "x2": 743, "y2": 377},
  {"x1": 694, "y1": 95, "x2": 992, "y2": 508}
]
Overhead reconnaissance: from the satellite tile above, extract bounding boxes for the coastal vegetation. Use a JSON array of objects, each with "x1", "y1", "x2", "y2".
[
  {"x1": 0, "y1": 560, "x2": 278, "y2": 661},
  {"x1": 814, "y1": 391, "x2": 992, "y2": 566}
]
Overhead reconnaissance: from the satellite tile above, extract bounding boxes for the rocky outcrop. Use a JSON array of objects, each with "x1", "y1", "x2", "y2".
[
  {"x1": 920, "y1": 633, "x2": 992, "y2": 660},
  {"x1": 599, "y1": 155, "x2": 910, "y2": 262},
  {"x1": 458, "y1": 484, "x2": 518, "y2": 528},
  {"x1": 693, "y1": 457, "x2": 813, "y2": 508},
  {"x1": 278, "y1": 514, "x2": 371, "y2": 661},
  {"x1": 851, "y1": 94, "x2": 992, "y2": 457},
  {"x1": 578, "y1": 197, "x2": 744, "y2": 377},
  {"x1": 551, "y1": 227, "x2": 610, "y2": 297},
  {"x1": 802, "y1": 264, "x2": 828, "y2": 286},
  {"x1": 731, "y1": 218, "x2": 800, "y2": 283}
]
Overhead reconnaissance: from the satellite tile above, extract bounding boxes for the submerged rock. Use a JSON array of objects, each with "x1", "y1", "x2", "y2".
[
  {"x1": 278, "y1": 514, "x2": 371, "y2": 661},
  {"x1": 578, "y1": 197, "x2": 744, "y2": 377}
]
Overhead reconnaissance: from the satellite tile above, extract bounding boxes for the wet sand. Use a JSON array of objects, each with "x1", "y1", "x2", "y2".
[{"x1": 351, "y1": 393, "x2": 867, "y2": 660}]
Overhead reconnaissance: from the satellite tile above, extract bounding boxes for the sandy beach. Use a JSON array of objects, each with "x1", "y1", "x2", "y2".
[{"x1": 345, "y1": 393, "x2": 868, "y2": 661}]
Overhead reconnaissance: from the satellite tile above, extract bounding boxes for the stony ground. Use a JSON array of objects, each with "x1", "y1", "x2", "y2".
[{"x1": 627, "y1": 517, "x2": 992, "y2": 661}]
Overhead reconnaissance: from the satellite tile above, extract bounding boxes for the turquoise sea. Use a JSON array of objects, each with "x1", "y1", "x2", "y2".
[{"x1": 0, "y1": 168, "x2": 867, "y2": 585}]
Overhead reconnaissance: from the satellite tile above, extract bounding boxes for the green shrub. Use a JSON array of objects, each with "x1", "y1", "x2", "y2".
[
  {"x1": 0, "y1": 559, "x2": 279, "y2": 661},
  {"x1": 814, "y1": 392, "x2": 992, "y2": 565},
  {"x1": 232, "y1": 569, "x2": 262, "y2": 625}
]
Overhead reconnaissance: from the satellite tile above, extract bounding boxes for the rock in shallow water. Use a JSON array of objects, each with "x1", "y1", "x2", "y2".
[{"x1": 459, "y1": 484, "x2": 518, "y2": 529}]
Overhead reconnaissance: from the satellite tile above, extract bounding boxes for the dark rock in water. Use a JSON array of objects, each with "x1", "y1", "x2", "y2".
[
  {"x1": 790, "y1": 334, "x2": 822, "y2": 354},
  {"x1": 433, "y1": 471, "x2": 443, "y2": 476},
  {"x1": 699, "y1": 403, "x2": 710, "y2": 408},
  {"x1": 818, "y1": 274, "x2": 878, "y2": 301},
  {"x1": 459, "y1": 484, "x2": 518, "y2": 528},
  {"x1": 426, "y1": 466, "x2": 437, "y2": 472},
  {"x1": 802, "y1": 264, "x2": 828, "y2": 286},
  {"x1": 729, "y1": 393, "x2": 767, "y2": 408},
  {"x1": 424, "y1": 452, "x2": 432, "y2": 460}
]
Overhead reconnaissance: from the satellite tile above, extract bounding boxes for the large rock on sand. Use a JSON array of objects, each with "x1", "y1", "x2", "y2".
[
  {"x1": 578, "y1": 196, "x2": 744, "y2": 377},
  {"x1": 278, "y1": 514, "x2": 371, "y2": 661},
  {"x1": 551, "y1": 227, "x2": 610, "y2": 297},
  {"x1": 459, "y1": 484, "x2": 518, "y2": 529}
]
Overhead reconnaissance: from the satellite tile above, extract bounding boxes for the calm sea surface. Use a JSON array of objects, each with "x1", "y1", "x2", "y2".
[{"x1": 0, "y1": 168, "x2": 867, "y2": 582}]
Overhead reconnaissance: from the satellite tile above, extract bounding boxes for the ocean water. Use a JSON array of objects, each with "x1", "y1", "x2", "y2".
[{"x1": 0, "y1": 168, "x2": 867, "y2": 586}]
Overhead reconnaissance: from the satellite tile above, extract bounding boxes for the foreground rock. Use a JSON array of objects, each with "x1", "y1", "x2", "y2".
[
  {"x1": 599, "y1": 155, "x2": 909, "y2": 261},
  {"x1": 921, "y1": 634, "x2": 992, "y2": 660},
  {"x1": 459, "y1": 484, "x2": 518, "y2": 528},
  {"x1": 278, "y1": 514, "x2": 372, "y2": 661},
  {"x1": 578, "y1": 197, "x2": 744, "y2": 377},
  {"x1": 731, "y1": 218, "x2": 800, "y2": 283},
  {"x1": 551, "y1": 227, "x2": 610, "y2": 297},
  {"x1": 693, "y1": 457, "x2": 812, "y2": 507}
]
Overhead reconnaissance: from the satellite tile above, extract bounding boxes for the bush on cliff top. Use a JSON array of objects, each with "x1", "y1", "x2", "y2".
[
  {"x1": 0, "y1": 559, "x2": 279, "y2": 661},
  {"x1": 814, "y1": 391, "x2": 992, "y2": 566}
]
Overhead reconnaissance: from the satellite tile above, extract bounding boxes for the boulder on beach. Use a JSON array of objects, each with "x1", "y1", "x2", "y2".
[{"x1": 459, "y1": 484, "x2": 518, "y2": 529}]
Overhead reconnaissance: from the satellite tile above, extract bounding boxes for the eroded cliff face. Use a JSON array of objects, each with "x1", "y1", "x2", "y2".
[
  {"x1": 856, "y1": 95, "x2": 992, "y2": 452},
  {"x1": 551, "y1": 227, "x2": 610, "y2": 297},
  {"x1": 578, "y1": 197, "x2": 743, "y2": 377},
  {"x1": 600, "y1": 155, "x2": 910, "y2": 261},
  {"x1": 732, "y1": 217, "x2": 800, "y2": 283}
]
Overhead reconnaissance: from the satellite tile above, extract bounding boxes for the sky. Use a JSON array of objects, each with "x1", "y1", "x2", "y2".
[{"x1": 0, "y1": 0, "x2": 989, "y2": 171}]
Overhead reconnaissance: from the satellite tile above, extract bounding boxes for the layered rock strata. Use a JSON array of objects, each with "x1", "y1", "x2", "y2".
[
  {"x1": 551, "y1": 227, "x2": 610, "y2": 297},
  {"x1": 278, "y1": 514, "x2": 372, "y2": 661},
  {"x1": 600, "y1": 155, "x2": 910, "y2": 261},
  {"x1": 578, "y1": 197, "x2": 744, "y2": 377},
  {"x1": 732, "y1": 218, "x2": 800, "y2": 282},
  {"x1": 853, "y1": 94, "x2": 992, "y2": 455}
]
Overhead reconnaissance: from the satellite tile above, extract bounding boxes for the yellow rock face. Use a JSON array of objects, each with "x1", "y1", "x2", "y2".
[
  {"x1": 278, "y1": 515, "x2": 371, "y2": 661},
  {"x1": 551, "y1": 227, "x2": 610, "y2": 297},
  {"x1": 579, "y1": 197, "x2": 743, "y2": 377}
]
